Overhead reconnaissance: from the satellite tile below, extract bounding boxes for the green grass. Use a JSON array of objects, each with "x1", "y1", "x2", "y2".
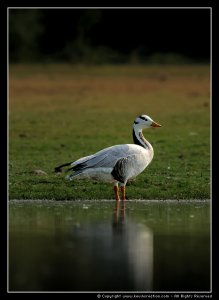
[{"x1": 9, "y1": 64, "x2": 210, "y2": 200}]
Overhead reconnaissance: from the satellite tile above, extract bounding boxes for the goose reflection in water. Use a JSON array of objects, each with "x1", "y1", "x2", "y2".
[
  {"x1": 111, "y1": 202, "x2": 153, "y2": 291},
  {"x1": 66, "y1": 202, "x2": 154, "y2": 291},
  {"x1": 112, "y1": 201, "x2": 126, "y2": 233}
]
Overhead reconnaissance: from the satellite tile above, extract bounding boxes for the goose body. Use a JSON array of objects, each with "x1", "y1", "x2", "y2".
[{"x1": 55, "y1": 115, "x2": 161, "y2": 201}]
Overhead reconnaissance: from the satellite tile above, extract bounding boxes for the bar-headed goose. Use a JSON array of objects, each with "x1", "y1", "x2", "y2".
[{"x1": 55, "y1": 115, "x2": 161, "y2": 201}]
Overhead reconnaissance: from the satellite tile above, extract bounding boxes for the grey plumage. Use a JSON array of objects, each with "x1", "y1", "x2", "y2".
[{"x1": 111, "y1": 155, "x2": 135, "y2": 183}]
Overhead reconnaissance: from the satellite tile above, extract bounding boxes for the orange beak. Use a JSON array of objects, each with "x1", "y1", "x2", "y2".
[{"x1": 151, "y1": 121, "x2": 162, "y2": 128}]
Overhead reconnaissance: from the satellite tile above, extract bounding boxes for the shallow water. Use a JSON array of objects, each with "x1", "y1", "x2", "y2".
[{"x1": 9, "y1": 200, "x2": 211, "y2": 292}]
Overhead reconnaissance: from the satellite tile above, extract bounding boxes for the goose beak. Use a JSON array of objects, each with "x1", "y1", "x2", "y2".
[{"x1": 151, "y1": 121, "x2": 162, "y2": 128}]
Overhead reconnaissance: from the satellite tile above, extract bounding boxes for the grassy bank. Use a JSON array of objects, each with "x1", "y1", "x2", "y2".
[{"x1": 9, "y1": 64, "x2": 210, "y2": 200}]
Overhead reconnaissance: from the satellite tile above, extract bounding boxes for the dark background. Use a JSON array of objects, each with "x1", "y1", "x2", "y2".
[{"x1": 9, "y1": 8, "x2": 211, "y2": 64}]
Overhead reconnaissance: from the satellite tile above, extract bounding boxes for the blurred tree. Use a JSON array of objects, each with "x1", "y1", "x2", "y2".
[
  {"x1": 62, "y1": 10, "x2": 102, "y2": 63},
  {"x1": 8, "y1": 9, "x2": 210, "y2": 64},
  {"x1": 9, "y1": 10, "x2": 43, "y2": 62},
  {"x1": 76, "y1": 10, "x2": 102, "y2": 44}
]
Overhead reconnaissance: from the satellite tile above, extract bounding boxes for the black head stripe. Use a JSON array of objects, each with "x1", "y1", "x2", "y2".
[
  {"x1": 139, "y1": 116, "x2": 148, "y2": 121},
  {"x1": 134, "y1": 121, "x2": 139, "y2": 124}
]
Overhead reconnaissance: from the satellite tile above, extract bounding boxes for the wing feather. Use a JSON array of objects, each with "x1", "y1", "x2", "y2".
[
  {"x1": 67, "y1": 144, "x2": 140, "y2": 173},
  {"x1": 66, "y1": 144, "x2": 148, "y2": 183}
]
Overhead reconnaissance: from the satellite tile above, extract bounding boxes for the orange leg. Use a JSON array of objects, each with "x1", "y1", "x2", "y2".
[
  {"x1": 114, "y1": 185, "x2": 120, "y2": 201},
  {"x1": 120, "y1": 186, "x2": 126, "y2": 201}
]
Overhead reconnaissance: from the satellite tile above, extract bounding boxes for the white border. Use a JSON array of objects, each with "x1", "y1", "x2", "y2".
[{"x1": 7, "y1": 6, "x2": 212, "y2": 294}]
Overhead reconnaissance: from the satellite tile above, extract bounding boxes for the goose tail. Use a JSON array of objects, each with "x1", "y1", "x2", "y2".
[{"x1": 54, "y1": 162, "x2": 72, "y2": 173}]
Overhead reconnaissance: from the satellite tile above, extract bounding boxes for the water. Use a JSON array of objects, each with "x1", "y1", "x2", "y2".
[{"x1": 9, "y1": 200, "x2": 211, "y2": 292}]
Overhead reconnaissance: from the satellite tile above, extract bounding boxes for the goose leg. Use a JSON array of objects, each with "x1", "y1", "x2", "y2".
[
  {"x1": 114, "y1": 183, "x2": 120, "y2": 201},
  {"x1": 120, "y1": 185, "x2": 126, "y2": 201}
]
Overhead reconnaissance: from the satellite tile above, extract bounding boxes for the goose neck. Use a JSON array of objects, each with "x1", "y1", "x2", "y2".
[{"x1": 132, "y1": 127, "x2": 153, "y2": 151}]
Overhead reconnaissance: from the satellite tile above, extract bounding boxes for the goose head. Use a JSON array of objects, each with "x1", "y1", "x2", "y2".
[{"x1": 133, "y1": 115, "x2": 161, "y2": 130}]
